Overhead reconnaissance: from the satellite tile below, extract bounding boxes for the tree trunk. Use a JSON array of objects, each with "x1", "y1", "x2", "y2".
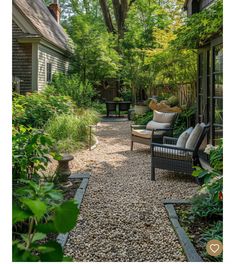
[{"x1": 99, "y1": 0, "x2": 116, "y2": 33}]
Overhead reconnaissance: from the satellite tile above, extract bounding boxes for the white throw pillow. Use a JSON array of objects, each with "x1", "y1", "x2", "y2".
[
  {"x1": 176, "y1": 127, "x2": 193, "y2": 148},
  {"x1": 153, "y1": 111, "x2": 176, "y2": 123},
  {"x1": 185, "y1": 123, "x2": 205, "y2": 150}
]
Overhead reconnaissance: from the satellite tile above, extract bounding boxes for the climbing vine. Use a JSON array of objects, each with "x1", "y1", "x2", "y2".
[{"x1": 172, "y1": 0, "x2": 223, "y2": 49}]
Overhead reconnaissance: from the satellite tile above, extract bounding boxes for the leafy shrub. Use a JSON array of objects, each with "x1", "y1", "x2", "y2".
[
  {"x1": 113, "y1": 96, "x2": 124, "y2": 102},
  {"x1": 12, "y1": 126, "x2": 79, "y2": 261},
  {"x1": 13, "y1": 178, "x2": 79, "y2": 261},
  {"x1": 192, "y1": 141, "x2": 223, "y2": 220},
  {"x1": 45, "y1": 109, "x2": 99, "y2": 153},
  {"x1": 50, "y1": 73, "x2": 97, "y2": 107},
  {"x1": 173, "y1": 105, "x2": 196, "y2": 137},
  {"x1": 191, "y1": 193, "x2": 222, "y2": 220},
  {"x1": 119, "y1": 87, "x2": 132, "y2": 101},
  {"x1": 91, "y1": 101, "x2": 106, "y2": 115},
  {"x1": 12, "y1": 126, "x2": 58, "y2": 180},
  {"x1": 166, "y1": 95, "x2": 179, "y2": 107},
  {"x1": 133, "y1": 111, "x2": 153, "y2": 125},
  {"x1": 13, "y1": 92, "x2": 75, "y2": 128}
]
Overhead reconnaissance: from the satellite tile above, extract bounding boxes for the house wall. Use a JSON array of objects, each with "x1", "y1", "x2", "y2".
[
  {"x1": 38, "y1": 44, "x2": 69, "y2": 91},
  {"x1": 12, "y1": 20, "x2": 32, "y2": 93}
]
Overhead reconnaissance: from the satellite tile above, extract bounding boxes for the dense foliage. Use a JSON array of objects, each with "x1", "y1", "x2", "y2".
[
  {"x1": 191, "y1": 141, "x2": 223, "y2": 261},
  {"x1": 13, "y1": 92, "x2": 75, "y2": 129},
  {"x1": 173, "y1": 0, "x2": 223, "y2": 49},
  {"x1": 12, "y1": 125, "x2": 79, "y2": 261},
  {"x1": 50, "y1": 73, "x2": 97, "y2": 107},
  {"x1": 12, "y1": 89, "x2": 99, "y2": 261}
]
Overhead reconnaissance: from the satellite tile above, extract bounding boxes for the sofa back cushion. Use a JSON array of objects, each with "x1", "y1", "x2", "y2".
[
  {"x1": 153, "y1": 111, "x2": 176, "y2": 124},
  {"x1": 185, "y1": 123, "x2": 206, "y2": 150},
  {"x1": 176, "y1": 127, "x2": 193, "y2": 148},
  {"x1": 146, "y1": 121, "x2": 170, "y2": 135}
]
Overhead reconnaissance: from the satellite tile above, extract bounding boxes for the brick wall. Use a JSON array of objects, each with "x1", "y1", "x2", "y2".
[{"x1": 12, "y1": 20, "x2": 32, "y2": 93}]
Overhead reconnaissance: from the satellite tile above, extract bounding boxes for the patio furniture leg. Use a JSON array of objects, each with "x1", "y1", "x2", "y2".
[
  {"x1": 131, "y1": 140, "x2": 133, "y2": 151},
  {"x1": 151, "y1": 166, "x2": 155, "y2": 181}
]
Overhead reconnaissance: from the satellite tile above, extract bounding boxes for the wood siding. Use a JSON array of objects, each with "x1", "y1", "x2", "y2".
[
  {"x1": 12, "y1": 20, "x2": 32, "y2": 93},
  {"x1": 38, "y1": 44, "x2": 69, "y2": 91}
]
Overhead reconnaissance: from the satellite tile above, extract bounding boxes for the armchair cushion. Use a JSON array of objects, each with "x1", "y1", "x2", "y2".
[
  {"x1": 132, "y1": 129, "x2": 152, "y2": 139},
  {"x1": 153, "y1": 145, "x2": 192, "y2": 160},
  {"x1": 185, "y1": 123, "x2": 206, "y2": 150},
  {"x1": 146, "y1": 121, "x2": 170, "y2": 135},
  {"x1": 153, "y1": 111, "x2": 176, "y2": 123},
  {"x1": 176, "y1": 127, "x2": 193, "y2": 148}
]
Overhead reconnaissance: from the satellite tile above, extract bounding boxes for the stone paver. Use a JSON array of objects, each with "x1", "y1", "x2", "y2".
[{"x1": 62, "y1": 121, "x2": 198, "y2": 261}]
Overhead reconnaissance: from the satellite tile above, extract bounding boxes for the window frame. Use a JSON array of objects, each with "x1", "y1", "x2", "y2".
[{"x1": 46, "y1": 61, "x2": 52, "y2": 84}]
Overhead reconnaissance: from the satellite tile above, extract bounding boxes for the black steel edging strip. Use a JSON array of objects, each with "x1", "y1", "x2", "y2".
[
  {"x1": 163, "y1": 200, "x2": 203, "y2": 262},
  {"x1": 57, "y1": 174, "x2": 90, "y2": 248}
]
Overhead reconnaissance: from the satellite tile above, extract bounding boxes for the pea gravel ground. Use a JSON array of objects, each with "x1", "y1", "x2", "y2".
[{"x1": 62, "y1": 120, "x2": 199, "y2": 261}]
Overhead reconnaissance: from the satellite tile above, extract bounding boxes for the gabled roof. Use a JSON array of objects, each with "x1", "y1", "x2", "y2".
[{"x1": 13, "y1": 0, "x2": 73, "y2": 53}]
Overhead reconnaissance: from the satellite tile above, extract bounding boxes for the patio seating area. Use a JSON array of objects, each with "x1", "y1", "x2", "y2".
[{"x1": 60, "y1": 120, "x2": 199, "y2": 261}]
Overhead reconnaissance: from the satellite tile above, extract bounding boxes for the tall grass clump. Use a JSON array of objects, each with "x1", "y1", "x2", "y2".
[{"x1": 45, "y1": 109, "x2": 99, "y2": 153}]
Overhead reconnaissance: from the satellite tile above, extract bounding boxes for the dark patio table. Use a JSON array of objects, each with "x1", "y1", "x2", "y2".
[{"x1": 105, "y1": 101, "x2": 131, "y2": 117}]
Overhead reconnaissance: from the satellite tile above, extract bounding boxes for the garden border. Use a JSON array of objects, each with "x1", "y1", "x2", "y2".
[
  {"x1": 56, "y1": 172, "x2": 90, "y2": 248},
  {"x1": 163, "y1": 199, "x2": 203, "y2": 262}
]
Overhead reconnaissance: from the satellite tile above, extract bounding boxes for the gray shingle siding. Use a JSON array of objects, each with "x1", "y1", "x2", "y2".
[
  {"x1": 12, "y1": 20, "x2": 32, "y2": 93},
  {"x1": 38, "y1": 44, "x2": 69, "y2": 91}
]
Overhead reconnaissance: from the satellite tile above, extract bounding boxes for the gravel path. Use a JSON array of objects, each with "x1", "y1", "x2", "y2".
[{"x1": 63, "y1": 120, "x2": 199, "y2": 262}]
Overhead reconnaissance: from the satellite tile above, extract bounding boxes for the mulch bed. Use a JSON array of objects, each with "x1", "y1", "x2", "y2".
[
  {"x1": 175, "y1": 204, "x2": 222, "y2": 262},
  {"x1": 59, "y1": 179, "x2": 82, "y2": 200}
]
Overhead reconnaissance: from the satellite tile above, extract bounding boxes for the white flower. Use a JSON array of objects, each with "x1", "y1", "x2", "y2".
[{"x1": 204, "y1": 144, "x2": 217, "y2": 155}]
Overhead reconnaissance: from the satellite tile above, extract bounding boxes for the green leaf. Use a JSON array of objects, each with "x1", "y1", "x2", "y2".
[
  {"x1": 39, "y1": 241, "x2": 63, "y2": 261},
  {"x1": 36, "y1": 222, "x2": 57, "y2": 234},
  {"x1": 31, "y1": 232, "x2": 47, "y2": 243},
  {"x1": 12, "y1": 242, "x2": 39, "y2": 262},
  {"x1": 20, "y1": 198, "x2": 47, "y2": 220},
  {"x1": 54, "y1": 201, "x2": 79, "y2": 233},
  {"x1": 48, "y1": 190, "x2": 63, "y2": 201},
  {"x1": 12, "y1": 203, "x2": 31, "y2": 224}
]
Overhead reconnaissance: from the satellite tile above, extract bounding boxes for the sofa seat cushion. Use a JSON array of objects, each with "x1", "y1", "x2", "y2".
[
  {"x1": 185, "y1": 123, "x2": 206, "y2": 150},
  {"x1": 153, "y1": 111, "x2": 176, "y2": 123},
  {"x1": 176, "y1": 127, "x2": 193, "y2": 148},
  {"x1": 146, "y1": 121, "x2": 171, "y2": 135},
  {"x1": 132, "y1": 129, "x2": 152, "y2": 139},
  {"x1": 153, "y1": 145, "x2": 193, "y2": 160}
]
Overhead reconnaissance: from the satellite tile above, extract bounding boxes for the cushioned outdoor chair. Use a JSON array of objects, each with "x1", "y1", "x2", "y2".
[
  {"x1": 130, "y1": 111, "x2": 178, "y2": 151},
  {"x1": 150, "y1": 123, "x2": 210, "y2": 181}
]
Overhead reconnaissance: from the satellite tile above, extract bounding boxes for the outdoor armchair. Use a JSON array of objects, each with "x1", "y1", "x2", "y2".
[
  {"x1": 131, "y1": 111, "x2": 178, "y2": 150},
  {"x1": 150, "y1": 123, "x2": 210, "y2": 181}
]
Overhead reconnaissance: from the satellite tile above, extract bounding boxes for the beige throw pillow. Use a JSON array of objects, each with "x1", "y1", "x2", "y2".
[
  {"x1": 185, "y1": 123, "x2": 205, "y2": 150},
  {"x1": 153, "y1": 111, "x2": 176, "y2": 124},
  {"x1": 146, "y1": 121, "x2": 170, "y2": 135},
  {"x1": 176, "y1": 127, "x2": 193, "y2": 148}
]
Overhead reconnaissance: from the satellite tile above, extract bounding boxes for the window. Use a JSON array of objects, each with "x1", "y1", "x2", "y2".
[
  {"x1": 212, "y1": 44, "x2": 223, "y2": 144},
  {"x1": 197, "y1": 38, "x2": 223, "y2": 145},
  {"x1": 46, "y1": 62, "x2": 52, "y2": 83}
]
